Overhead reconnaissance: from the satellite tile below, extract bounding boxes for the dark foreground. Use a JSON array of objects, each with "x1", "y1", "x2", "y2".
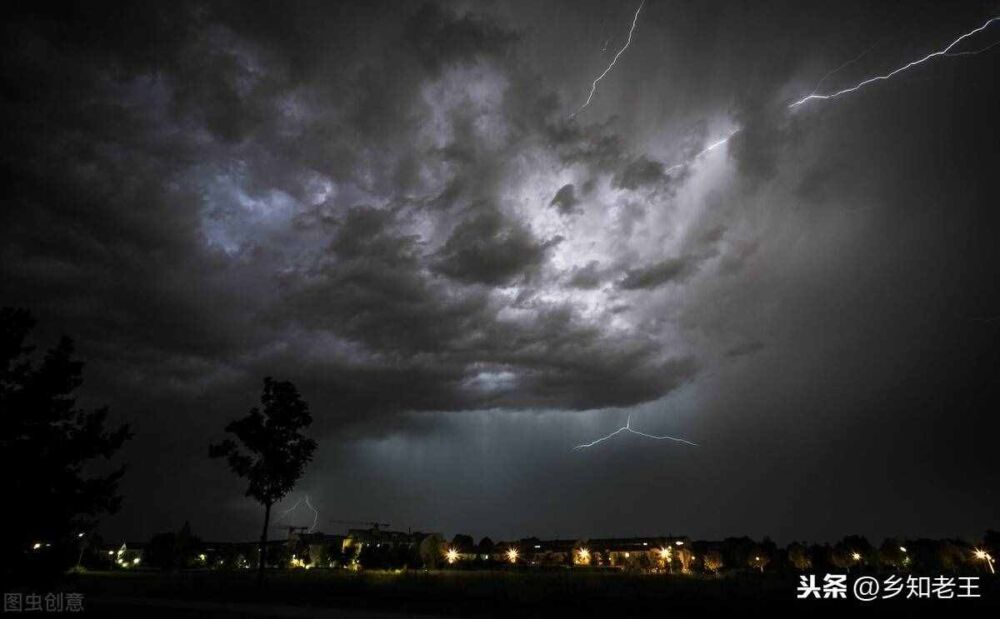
[{"x1": 15, "y1": 569, "x2": 1000, "y2": 618}]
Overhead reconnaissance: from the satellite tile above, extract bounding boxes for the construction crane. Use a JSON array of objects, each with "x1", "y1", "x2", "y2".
[{"x1": 330, "y1": 519, "x2": 390, "y2": 531}]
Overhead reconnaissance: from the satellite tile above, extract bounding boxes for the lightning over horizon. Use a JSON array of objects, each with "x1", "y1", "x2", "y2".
[
  {"x1": 276, "y1": 494, "x2": 320, "y2": 532},
  {"x1": 573, "y1": 415, "x2": 698, "y2": 450},
  {"x1": 571, "y1": 0, "x2": 645, "y2": 118},
  {"x1": 790, "y1": 16, "x2": 1000, "y2": 108}
]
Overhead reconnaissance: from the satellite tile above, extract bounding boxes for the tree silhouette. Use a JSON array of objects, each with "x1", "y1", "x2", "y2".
[
  {"x1": 209, "y1": 377, "x2": 316, "y2": 584},
  {"x1": 702, "y1": 550, "x2": 724, "y2": 574},
  {"x1": 787, "y1": 542, "x2": 812, "y2": 570},
  {"x1": 1, "y1": 308, "x2": 131, "y2": 576}
]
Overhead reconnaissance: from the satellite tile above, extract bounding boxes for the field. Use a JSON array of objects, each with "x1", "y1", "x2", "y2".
[{"x1": 60, "y1": 568, "x2": 1000, "y2": 618}]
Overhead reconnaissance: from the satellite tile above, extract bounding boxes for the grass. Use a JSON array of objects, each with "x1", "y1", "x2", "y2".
[{"x1": 71, "y1": 568, "x2": 998, "y2": 617}]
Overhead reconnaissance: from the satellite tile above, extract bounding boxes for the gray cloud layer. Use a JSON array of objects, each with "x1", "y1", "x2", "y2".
[{"x1": 2, "y1": 0, "x2": 999, "y2": 542}]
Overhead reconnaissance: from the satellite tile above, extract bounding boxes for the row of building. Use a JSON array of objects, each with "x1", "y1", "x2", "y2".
[{"x1": 103, "y1": 525, "x2": 697, "y2": 571}]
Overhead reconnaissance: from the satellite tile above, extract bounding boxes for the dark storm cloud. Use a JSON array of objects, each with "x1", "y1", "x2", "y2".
[
  {"x1": 433, "y1": 205, "x2": 553, "y2": 285},
  {"x1": 549, "y1": 183, "x2": 579, "y2": 214},
  {"x1": 618, "y1": 257, "x2": 700, "y2": 290},
  {"x1": 3, "y1": 0, "x2": 999, "y2": 546},
  {"x1": 405, "y1": 2, "x2": 519, "y2": 72},
  {"x1": 566, "y1": 260, "x2": 603, "y2": 289},
  {"x1": 612, "y1": 154, "x2": 668, "y2": 190}
]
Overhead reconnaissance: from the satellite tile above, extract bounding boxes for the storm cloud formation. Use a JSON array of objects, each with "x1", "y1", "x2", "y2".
[{"x1": 2, "y1": 0, "x2": 999, "y2": 543}]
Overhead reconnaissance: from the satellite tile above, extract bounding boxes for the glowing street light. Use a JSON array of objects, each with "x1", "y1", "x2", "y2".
[
  {"x1": 445, "y1": 548, "x2": 459, "y2": 565},
  {"x1": 658, "y1": 548, "x2": 671, "y2": 560},
  {"x1": 851, "y1": 552, "x2": 862, "y2": 562},
  {"x1": 506, "y1": 548, "x2": 518, "y2": 564},
  {"x1": 974, "y1": 549, "x2": 996, "y2": 575},
  {"x1": 576, "y1": 548, "x2": 591, "y2": 565}
]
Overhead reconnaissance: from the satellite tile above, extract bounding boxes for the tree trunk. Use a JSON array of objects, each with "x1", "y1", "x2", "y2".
[{"x1": 258, "y1": 501, "x2": 271, "y2": 586}]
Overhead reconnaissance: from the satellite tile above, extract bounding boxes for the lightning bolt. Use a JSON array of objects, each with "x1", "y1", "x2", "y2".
[
  {"x1": 790, "y1": 16, "x2": 1000, "y2": 108},
  {"x1": 573, "y1": 414, "x2": 698, "y2": 450},
  {"x1": 276, "y1": 496, "x2": 303, "y2": 522},
  {"x1": 572, "y1": 0, "x2": 645, "y2": 118},
  {"x1": 665, "y1": 128, "x2": 741, "y2": 175},
  {"x1": 304, "y1": 495, "x2": 319, "y2": 533},
  {"x1": 276, "y1": 493, "x2": 320, "y2": 532},
  {"x1": 945, "y1": 40, "x2": 1000, "y2": 57},
  {"x1": 810, "y1": 43, "x2": 879, "y2": 95}
]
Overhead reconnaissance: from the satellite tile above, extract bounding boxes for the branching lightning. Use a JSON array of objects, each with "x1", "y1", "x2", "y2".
[
  {"x1": 303, "y1": 495, "x2": 319, "y2": 533},
  {"x1": 790, "y1": 17, "x2": 1000, "y2": 108},
  {"x1": 810, "y1": 43, "x2": 879, "y2": 94},
  {"x1": 276, "y1": 493, "x2": 320, "y2": 533},
  {"x1": 571, "y1": 15, "x2": 999, "y2": 455},
  {"x1": 945, "y1": 40, "x2": 1000, "y2": 57},
  {"x1": 573, "y1": 414, "x2": 698, "y2": 450},
  {"x1": 571, "y1": 0, "x2": 645, "y2": 118}
]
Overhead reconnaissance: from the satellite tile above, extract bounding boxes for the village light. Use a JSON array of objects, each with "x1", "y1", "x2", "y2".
[
  {"x1": 974, "y1": 549, "x2": 996, "y2": 575},
  {"x1": 446, "y1": 548, "x2": 459, "y2": 564},
  {"x1": 32, "y1": 542, "x2": 42, "y2": 550},
  {"x1": 576, "y1": 548, "x2": 591, "y2": 564},
  {"x1": 851, "y1": 552, "x2": 862, "y2": 562},
  {"x1": 899, "y1": 546, "x2": 907, "y2": 553},
  {"x1": 506, "y1": 548, "x2": 518, "y2": 564},
  {"x1": 675, "y1": 540, "x2": 684, "y2": 546},
  {"x1": 659, "y1": 548, "x2": 671, "y2": 560},
  {"x1": 132, "y1": 557, "x2": 141, "y2": 565}
]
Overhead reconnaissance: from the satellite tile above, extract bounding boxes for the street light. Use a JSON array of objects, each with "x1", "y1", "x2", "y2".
[
  {"x1": 445, "y1": 548, "x2": 459, "y2": 565},
  {"x1": 974, "y1": 549, "x2": 996, "y2": 575},
  {"x1": 506, "y1": 548, "x2": 518, "y2": 564},
  {"x1": 851, "y1": 552, "x2": 862, "y2": 562}
]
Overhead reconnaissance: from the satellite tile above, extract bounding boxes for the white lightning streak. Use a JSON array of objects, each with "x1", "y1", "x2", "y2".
[
  {"x1": 571, "y1": 0, "x2": 645, "y2": 118},
  {"x1": 790, "y1": 17, "x2": 1000, "y2": 108},
  {"x1": 277, "y1": 497, "x2": 303, "y2": 522},
  {"x1": 945, "y1": 40, "x2": 1000, "y2": 57},
  {"x1": 276, "y1": 493, "x2": 319, "y2": 532},
  {"x1": 304, "y1": 495, "x2": 319, "y2": 533},
  {"x1": 664, "y1": 128, "x2": 741, "y2": 175},
  {"x1": 810, "y1": 43, "x2": 878, "y2": 94},
  {"x1": 573, "y1": 414, "x2": 697, "y2": 450}
]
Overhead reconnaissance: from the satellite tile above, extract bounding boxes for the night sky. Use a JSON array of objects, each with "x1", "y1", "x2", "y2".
[{"x1": 2, "y1": 0, "x2": 999, "y2": 544}]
